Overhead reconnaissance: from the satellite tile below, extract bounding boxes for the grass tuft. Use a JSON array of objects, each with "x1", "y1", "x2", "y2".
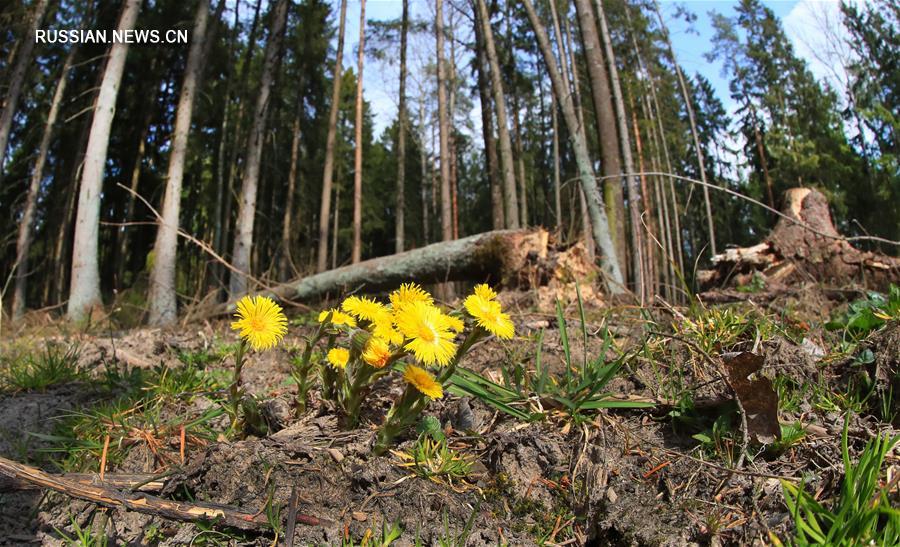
[{"x1": 0, "y1": 343, "x2": 82, "y2": 392}]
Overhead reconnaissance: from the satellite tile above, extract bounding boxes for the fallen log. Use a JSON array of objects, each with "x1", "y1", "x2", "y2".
[
  {"x1": 0, "y1": 455, "x2": 326, "y2": 530},
  {"x1": 197, "y1": 228, "x2": 602, "y2": 316},
  {"x1": 699, "y1": 188, "x2": 900, "y2": 293}
]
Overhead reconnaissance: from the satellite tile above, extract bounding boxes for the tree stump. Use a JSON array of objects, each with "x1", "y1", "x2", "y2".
[{"x1": 698, "y1": 188, "x2": 900, "y2": 292}]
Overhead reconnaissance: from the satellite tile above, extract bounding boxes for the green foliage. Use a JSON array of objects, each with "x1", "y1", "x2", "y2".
[
  {"x1": 343, "y1": 521, "x2": 403, "y2": 547},
  {"x1": 450, "y1": 290, "x2": 653, "y2": 423},
  {"x1": 676, "y1": 303, "x2": 786, "y2": 353},
  {"x1": 54, "y1": 516, "x2": 108, "y2": 547},
  {"x1": 826, "y1": 285, "x2": 900, "y2": 340},
  {"x1": 416, "y1": 415, "x2": 445, "y2": 442},
  {"x1": 393, "y1": 435, "x2": 473, "y2": 488},
  {"x1": 32, "y1": 360, "x2": 226, "y2": 471},
  {"x1": 779, "y1": 419, "x2": 900, "y2": 546},
  {"x1": 691, "y1": 412, "x2": 739, "y2": 466},
  {"x1": 413, "y1": 504, "x2": 480, "y2": 547},
  {"x1": 0, "y1": 343, "x2": 81, "y2": 392}
]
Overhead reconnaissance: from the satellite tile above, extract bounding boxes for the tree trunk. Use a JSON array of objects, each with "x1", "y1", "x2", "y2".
[
  {"x1": 331, "y1": 183, "x2": 340, "y2": 270},
  {"x1": 228, "y1": 0, "x2": 288, "y2": 297},
  {"x1": 595, "y1": 0, "x2": 643, "y2": 297},
  {"x1": 53, "y1": 106, "x2": 94, "y2": 306},
  {"x1": 474, "y1": 0, "x2": 519, "y2": 230},
  {"x1": 0, "y1": 0, "x2": 48, "y2": 177},
  {"x1": 652, "y1": 0, "x2": 716, "y2": 256},
  {"x1": 316, "y1": 0, "x2": 348, "y2": 272},
  {"x1": 279, "y1": 114, "x2": 301, "y2": 281},
  {"x1": 472, "y1": 4, "x2": 504, "y2": 230},
  {"x1": 630, "y1": 99, "x2": 657, "y2": 301},
  {"x1": 572, "y1": 0, "x2": 625, "y2": 266},
  {"x1": 522, "y1": 0, "x2": 624, "y2": 290},
  {"x1": 148, "y1": 0, "x2": 212, "y2": 325},
  {"x1": 212, "y1": 0, "x2": 244, "y2": 293},
  {"x1": 551, "y1": 87, "x2": 562, "y2": 230},
  {"x1": 11, "y1": 47, "x2": 75, "y2": 320},
  {"x1": 549, "y1": 0, "x2": 595, "y2": 259},
  {"x1": 395, "y1": 0, "x2": 409, "y2": 253},
  {"x1": 436, "y1": 0, "x2": 453, "y2": 242},
  {"x1": 67, "y1": 0, "x2": 142, "y2": 322},
  {"x1": 419, "y1": 96, "x2": 430, "y2": 244},
  {"x1": 351, "y1": 0, "x2": 366, "y2": 264}
]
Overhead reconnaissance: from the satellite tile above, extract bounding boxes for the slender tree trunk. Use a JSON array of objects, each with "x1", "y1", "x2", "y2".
[
  {"x1": 419, "y1": 97, "x2": 430, "y2": 244},
  {"x1": 448, "y1": 7, "x2": 460, "y2": 240},
  {"x1": 623, "y1": 5, "x2": 683, "y2": 290},
  {"x1": 436, "y1": 0, "x2": 453, "y2": 242},
  {"x1": 279, "y1": 114, "x2": 301, "y2": 281},
  {"x1": 630, "y1": 100, "x2": 657, "y2": 301},
  {"x1": 504, "y1": 11, "x2": 528, "y2": 228},
  {"x1": 551, "y1": 0, "x2": 594, "y2": 258},
  {"x1": 331, "y1": 183, "x2": 340, "y2": 270},
  {"x1": 148, "y1": 0, "x2": 212, "y2": 324},
  {"x1": 316, "y1": 0, "x2": 348, "y2": 272},
  {"x1": 212, "y1": 0, "x2": 243, "y2": 292},
  {"x1": 228, "y1": 0, "x2": 288, "y2": 296},
  {"x1": 67, "y1": 0, "x2": 142, "y2": 321},
  {"x1": 53, "y1": 107, "x2": 93, "y2": 305},
  {"x1": 472, "y1": 4, "x2": 504, "y2": 229},
  {"x1": 0, "y1": 0, "x2": 48, "y2": 177},
  {"x1": 572, "y1": 0, "x2": 626, "y2": 266},
  {"x1": 511, "y1": 99, "x2": 528, "y2": 226},
  {"x1": 596, "y1": 0, "x2": 643, "y2": 296},
  {"x1": 522, "y1": 0, "x2": 624, "y2": 290},
  {"x1": 351, "y1": 0, "x2": 367, "y2": 264},
  {"x1": 395, "y1": 0, "x2": 409, "y2": 253},
  {"x1": 11, "y1": 48, "x2": 75, "y2": 320},
  {"x1": 474, "y1": 0, "x2": 519, "y2": 229},
  {"x1": 551, "y1": 87, "x2": 562, "y2": 230},
  {"x1": 652, "y1": 0, "x2": 716, "y2": 256}
]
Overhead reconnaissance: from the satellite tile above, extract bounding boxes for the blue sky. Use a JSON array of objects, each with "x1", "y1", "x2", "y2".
[{"x1": 334, "y1": 0, "x2": 846, "y2": 135}]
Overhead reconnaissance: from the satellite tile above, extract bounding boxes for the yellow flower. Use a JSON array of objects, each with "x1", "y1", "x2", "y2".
[
  {"x1": 440, "y1": 313, "x2": 465, "y2": 333},
  {"x1": 464, "y1": 293, "x2": 515, "y2": 339},
  {"x1": 389, "y1": 283, "x2": 433, "y2": 309},
  {"x1": 342, "y1": 296, "x2": 388, "y2": 321},
  {"x1": 230, "y1": 295, "x2": 288, "y2": 351},
  {"x1": 395, "y1": 301, "x2": 457, "y2": 366},
  {"x1": 371, "y1": 311, "x2": 404, "y2": 346},
  {"x1": 362, "y1": 337, "x2": 392, "y2": 368},
  {"x1": 474, "y1": 283, "x2": 498, "y2": 301},
  {"x1": 318, "y1": 308, "x2": 357, "y2": 328},
  {"x1": 327, "y1": 347, "x2": 350, "y2": 369},
  {"x1": 403, "y1": 365, "x2": 443, "y2": 400}
]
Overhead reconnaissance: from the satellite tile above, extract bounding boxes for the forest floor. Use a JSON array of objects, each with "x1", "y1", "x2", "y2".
[{"x1": 0, "y1": 283, "x2": 898, "y2": 546}]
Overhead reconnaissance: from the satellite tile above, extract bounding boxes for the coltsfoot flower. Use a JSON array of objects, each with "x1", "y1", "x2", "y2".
[
  {"x1": 464, "y1": 284, "x2": 515, "y2": 339},
  {"x1": 327, "y1": 347, "x2": 350, "y2": 369},
  {"x1": 403, "y1": 364, "x2": 443, "y2": 400},
  {"x1": 389, "y1": 283, "x2": 433, "y2": 309},
  {"x1": 395, "y1": 301, "x2": 457, "y2": 366},
  {"x1": 231, "y1": 295, "x2": 288, "y2": 350},
  {"x1": 362, "y1": 337, "x2": 392, "y2": 368},
  {"x1": 342, "y1": 296, "x2": 388, "y2": 321},
  {"x1": 318, "y1": 308, "x2": 357, "y2": 328}
]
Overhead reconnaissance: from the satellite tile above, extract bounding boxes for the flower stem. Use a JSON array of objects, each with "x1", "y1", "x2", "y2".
[{"x1": 228, "y1": 339, "x2": 248, "y2": 432}]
